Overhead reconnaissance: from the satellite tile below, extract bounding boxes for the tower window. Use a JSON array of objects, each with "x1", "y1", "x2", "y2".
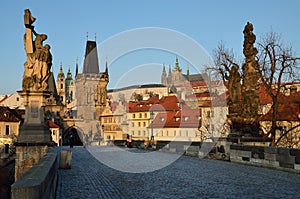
[
  {"x1": 60, "y1": 84, "x2": 63, "y2": 89},
  {"x1": 5, "y1": 125, "x2": 9, "y2": 135}
]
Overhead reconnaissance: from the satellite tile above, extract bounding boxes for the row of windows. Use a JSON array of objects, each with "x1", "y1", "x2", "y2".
[
  {"x1": 130, "y1": 130, "x2": 197, "y2": 137},
  {"x1": 132, "y1": 113, "x2": 148, "y2": 119},
  {"x1": 155, "y1": 130, "x2": 195, "y2": 137},
  {"x1": 131, "y1": 130, "x2": 148, "y2": 136},
  {"x1": 131, "y1": 121, "x2": 147, "y2": 127}
]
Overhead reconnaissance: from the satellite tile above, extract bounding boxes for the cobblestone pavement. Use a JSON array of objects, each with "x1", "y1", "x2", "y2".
[{"x1": 56, "y1": 146, "x2": 300, "y2": 199}]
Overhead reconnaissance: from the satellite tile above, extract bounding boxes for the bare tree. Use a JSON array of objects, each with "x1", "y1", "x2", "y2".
[
  {"x1": 257, "y1": 31, "x2": 300, "y2": 145},
  {"x1": 209, "y1": 28, "x2": 300, "y2": 146},
  {"x1": 209, "y1": 42, "x2": 241, "y2": 86}
]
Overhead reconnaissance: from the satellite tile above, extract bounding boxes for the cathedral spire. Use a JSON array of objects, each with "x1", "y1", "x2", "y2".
[
  {"x1": 174, "y1": 56, "x2": 181, "y2": 71},
  {"x1": 161, "y1": 64, "x2": 167, "y2": 85}
]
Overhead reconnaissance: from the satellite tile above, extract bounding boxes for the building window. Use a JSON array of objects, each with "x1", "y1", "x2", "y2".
[
  {"x1": 143, "y1": 122, "x2": 146, "y2": 127},
  {"x1": 144, "y1": 113, "x2": 147, "y2": 118},
  {"x1": 207, "y1": 111, "x2": 210, "y2": 118},
  {"x1": 133, "y1": 114, "x2": 136, "y2": 119},
  {"x1": 5, "y1": 125, "x2": 9, "y2": 135},
  {"x1": 53, "y1": 130, "x2": 56, "y2": 135},
  {"x1": 138, "y1": 122, "x2": 141, "y2": 127},
  {"x1": 60, "y1": 83, "x2": 63, "y2": 89},
  {"x1": 131, "y1": 122, "x2": 134, "y2": 127},
  {"x1": 138, "y1": 130, "x2": 141, "y2": 136},
  {"x1": 139, "y1": 113, "x2": 142, "y2": 118},
  {"x1": 17, "y1": 97, "x2": 19, "y2": 101}
]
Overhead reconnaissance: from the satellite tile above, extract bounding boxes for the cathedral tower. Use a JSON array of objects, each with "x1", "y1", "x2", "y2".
[{"x1": 161, "y1": 64, "x2": 167, "y2": 85}]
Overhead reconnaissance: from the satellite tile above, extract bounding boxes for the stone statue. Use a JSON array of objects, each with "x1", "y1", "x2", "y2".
[
  {"x1": 22, "y1": 9, "x2": 52, "y2": 91},
  {"x1": 241, "y1": 22, "x2": 260, "y2": 118},
  {"x1": 227, "y1": 64, "x2": 241, "y2": 113}
]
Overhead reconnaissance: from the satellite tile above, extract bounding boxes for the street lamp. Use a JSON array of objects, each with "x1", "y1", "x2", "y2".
[{"x1": 150, "y1": 111, "x2": 154, "y2": 146}]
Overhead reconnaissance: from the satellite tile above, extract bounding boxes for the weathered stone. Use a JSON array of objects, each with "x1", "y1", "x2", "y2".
[
  {"x1": 264, "y1": 147, "x2": 278, "y2": 154},
  {"x1": 264, "y1": 153, "x2": 277, "y2": 161},
  {"x1": 276, "y1": 154, "x2": 295, "y2": 165},
  {"x1": 11, "y1": 148, "x2": 58, "y2": 199},
  {"x1": 277, "y1": 148, "x2": 290, "y2": 155},
  {"x1": 295, "y1": 156, "x2": 300, "y2": 164},
  {"x1": 290, "y1": 149, "x2": 300, "y2": 157}
]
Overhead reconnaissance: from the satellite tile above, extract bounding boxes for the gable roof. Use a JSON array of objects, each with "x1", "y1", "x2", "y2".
[
  {"x1": 149, "y1": 108, "x2": 201, "y2": 128},
  {"x1": 260, "y1": 91, "x2": 300, "y2": 121}
]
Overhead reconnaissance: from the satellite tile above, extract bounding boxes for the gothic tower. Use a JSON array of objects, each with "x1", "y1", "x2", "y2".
[
  {"x1": 75, "y1": 38, "x2": 109, "y2": 145},
  {"x1": 161, "y1": 64, "x2": 167, "y2": 85}
]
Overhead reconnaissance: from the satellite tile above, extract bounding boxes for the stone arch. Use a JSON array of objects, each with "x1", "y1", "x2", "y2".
[{"x1": 62, "y1": 126, "x2": 83, "y2": 146}]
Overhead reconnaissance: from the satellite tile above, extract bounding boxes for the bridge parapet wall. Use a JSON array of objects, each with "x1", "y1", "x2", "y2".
[
  {"x1": 11, "y1": 147, "x2": 58, "y2": 199},
  {"x1": 230, "y1": 144, "x2": 300, "y2": 173}
]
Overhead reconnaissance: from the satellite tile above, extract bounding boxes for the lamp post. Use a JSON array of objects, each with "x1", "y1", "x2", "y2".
[{"x1": 150, "y1": 111, "x2": 154, "y2": 146}]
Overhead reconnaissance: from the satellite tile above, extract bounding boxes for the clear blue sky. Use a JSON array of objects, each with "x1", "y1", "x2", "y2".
[{"x1": 0, "y1": 0, "x2": 300, "y2": 94}]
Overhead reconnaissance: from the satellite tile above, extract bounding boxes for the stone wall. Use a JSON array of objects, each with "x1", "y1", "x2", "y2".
[
  {"x1": 14, "y1": 144, "x2": 48, "y2": 180},
  {"x1": 230, "y1": 144, "x2": 300, "y2": 173},
  {"x1": 11, "y1": 147, "x2": 58, "y2": 199}
]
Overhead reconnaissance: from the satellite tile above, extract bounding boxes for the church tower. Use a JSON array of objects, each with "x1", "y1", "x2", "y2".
[
  {"x1": 57, "y1": 63, "x2": 66, "y2": 104},
  {"x1": 65, "y1": 65, "x2": 75, "y2": 104}
]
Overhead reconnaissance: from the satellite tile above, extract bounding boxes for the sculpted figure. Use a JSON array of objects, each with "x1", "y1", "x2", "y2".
[
  {"x1": 228, "y1": 64, "x2": 241, "y2": 104},
  {"x1": 22, "y1": 9, "x2": 52, "y2": 91}
]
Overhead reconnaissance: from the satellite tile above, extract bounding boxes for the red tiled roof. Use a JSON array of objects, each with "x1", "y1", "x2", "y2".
[
  {"x1": 260, "y1": 91, "x2": 300, "y2": 121},
  {"x1": 46, "y1": 120, "x2": 61, "y2": 128},
  {"x1": 149, "y1": 108, "x2": 201, "y2": 128},
  {"x1": 129, "y1": 96, "x2": 181, "y2": 113}
]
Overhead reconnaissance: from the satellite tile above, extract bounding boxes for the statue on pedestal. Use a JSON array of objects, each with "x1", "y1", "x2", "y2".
[{"x1": 22, "y1": 9, "x2": 52, "y2": 91}]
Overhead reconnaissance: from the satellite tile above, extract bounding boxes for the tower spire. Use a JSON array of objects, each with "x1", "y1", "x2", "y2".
[
  {"x1": 174, "y1": 56, "x2": 181, "y2": 71},
  {"x1": 105, "y1": 56, "x2": 108, "y2": 74},
  {"x1": 75, "y1": 57, "x2": 78, "y2": 77},
  {"x1": 86, "y1": 32, "x2": 88, "y2": 41}
]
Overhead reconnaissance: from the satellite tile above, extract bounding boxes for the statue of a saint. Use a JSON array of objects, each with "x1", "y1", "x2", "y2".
[
  {"x1": 228, "y1": 64, "x2": 241, "y2": 104},
  {"x1": 22, "y1": 9, "x2": 52, "y2": 91}
]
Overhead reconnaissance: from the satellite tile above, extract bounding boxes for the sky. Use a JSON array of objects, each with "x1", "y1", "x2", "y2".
[{"x1": 0, "y1": 0, "x2": 300, "y2": 94}]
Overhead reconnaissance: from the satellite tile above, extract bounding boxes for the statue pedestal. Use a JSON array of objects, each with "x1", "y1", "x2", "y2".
[
  {"x1": 17, "y1": 90, "x2": 53, "y2": 143},
  {"x1": 14, "y1": 90, "x2": 54, "y2": 180}
]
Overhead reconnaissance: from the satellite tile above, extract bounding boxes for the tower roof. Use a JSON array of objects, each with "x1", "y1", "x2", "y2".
[
  {"x1": 82, "y1": 40, "x2": 99, "y2": 74},
  {"x1": 174, "y1": 56, "x2": 181, "y2": 71},
  {"x1": 66, "y1": 65, "x2": 73, "y2": 80},
  {"x1": 57, "y1": 63, "x2": 65, "y2": 78}
]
